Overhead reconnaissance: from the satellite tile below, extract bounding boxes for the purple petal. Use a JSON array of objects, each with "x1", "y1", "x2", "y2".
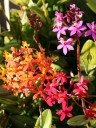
[
  {"x1": 92, "y1": 32, "x2": 96, "y2": 41},
  {"x1": 86, "y1": 23, "x2": 92, "y2": 29},
  {"x1": 60, "y1": 28, "x2": 66, "y2": 35},
  {"x1": 63, "y1": 46, "x2": 67, "y2": 55},
  {"x1": 65, "y1": 38, "x2": 73, "y2": 44},
  {"x1": 80, "y1": 26, "x2": 86, "y2": 31},
  {"x1": 57, "y1": 31, "x2": 61, "y2": 39},
  {"x1": 77, "y1": 21, "x2": 83, "y2": 27},
  {"x1": 77, "y1": 30, "x2": 82, "y2": 37},
  {"x1": 68, "y1": 26, "x2": 75, "y2": 30},
  {"x1": 66, "y1": 45, "x2": 74, "y2": 50},
  {"x1": 57, "y1": 44, "x2": 64, "y2": 49},
  {"x1": 85, "y1": 30, "x2": 92, "y2": 37},
  {"x1": 52, "y1": 28, "x2": 58, "y2": 32},
  {"x1": 70, "y1": 28, "x2": 76, "y2": 36}
]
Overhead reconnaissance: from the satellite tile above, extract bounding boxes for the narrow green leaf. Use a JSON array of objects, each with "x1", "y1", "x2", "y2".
[
  {"x1": 0, "y1": 97, "x2": 17, "y2": 105},
  {"x1": 57, "y1": 0, "x2": 69, "y2": 4},
  {"x1": 67, "y1": 115, "x2": 90, "y2": 126},
  {"x1": 10, "y1": 115, "x2": 34, "y2": 128},
  {"x1": 35, "y1": 109, "x2": 52, "y2": 128},
  {"x1": 0, "y1": 105, "x2": 20, "y2": 114},
  {"x1": 86, "y1": 0, "x2": 96, "y2": 13}
]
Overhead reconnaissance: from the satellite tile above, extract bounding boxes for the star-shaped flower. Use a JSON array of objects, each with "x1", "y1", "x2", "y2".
[
  {"x1": 85, "y1": 21, "x2": 96, "y2": 41},
  {"x1": 57, "y1": 38, "x2": 74, "y2": 55}
]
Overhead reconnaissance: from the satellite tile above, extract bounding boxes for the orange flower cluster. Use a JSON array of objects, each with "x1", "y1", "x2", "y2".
[{"x1": 0, "y1": 41, "x2": 56, "y2": 98}]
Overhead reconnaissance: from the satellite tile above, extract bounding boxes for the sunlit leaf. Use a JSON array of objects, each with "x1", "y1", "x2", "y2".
[
  {"x1": 10, "y1": 0, "x2": 29, "y2": 6},
  {"x1": 86, "y1": 0, "x2": 96, "y2": 13},
  {"x1": 35, "y1": 109, "x2": 52, "y2": 128},
  {"x1": 80, "y1": 40, "x2": 96, "y2": 75}
]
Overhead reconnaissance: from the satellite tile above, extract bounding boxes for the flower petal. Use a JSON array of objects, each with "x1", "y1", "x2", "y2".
[
  {"x1": 57, "y1": 44, "x2": 64, "y2": 49},
  {"x1": 92, "y1": 32, "x2": 96, "y2": 41},
  {"x1": 66, "y1": 45, "x2": 74, "y2": 50},
  {"x1": 63, "y1": 46, "x2": 67, "y2": 55},
  {"x1": 85, "y1": 30, "x2": 92, "y2": 37},
  {"x1": 70, "y1": 28, "x2": 76, "y2": 36},
  {"x1": 87, "y1": 23, "x2": 92, "y2": 29}
]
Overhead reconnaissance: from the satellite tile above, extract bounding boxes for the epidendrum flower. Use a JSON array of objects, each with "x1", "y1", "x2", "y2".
[
  {"x1": 57, "y1": 38, "x2": 74, "y2": 55},
  {"x1": 68, "y1": 21, "x2": 86, "y2": 37},
  {"x1": 73, "y1": 76, "x2": 89, "y2": 98},
  {"x1": 85, "y1": 105, "x2": 96, "y2": 119},
  {"x1": 52, "y1": 22, "x2": 68, "y2": 39},
  {"x1": 55, "y1": 11, "x2": 64, "y2": 22},
  {"x1": 85, "y1": 21, "x2": 96, "y2": 41},
  {"x1": 56, "y1": 102, "x2": 73, "y2": 121}
]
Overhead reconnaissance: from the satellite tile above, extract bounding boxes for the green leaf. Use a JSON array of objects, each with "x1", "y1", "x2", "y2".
[
  {"x1": 10, "y1": 0, "x2": 29, "y2": 6},
  {"x1": 90, "y1": 119, "x2": 96, "y2": 127},
  {"x1": 80, "y1": 40, "x2": 96, "y2": 75},
  {"x1": 10, "y1": 115, "x2": 34, "y2": 128},
  {"x1": 35, "y1": 109, "x2": 52, "y2": 128},
  {"x1": 51, "y1": 63, "x2": 64, "y2": 71},
  {"x1": 67, "y1": 115, "x2": 90, "y2": 126},
  {"x1": 57, "y1": 0, "x2": 69, "y2": 4},
  {"x1": 86, "y1": 0, "x2": 96, "y2": 13},
  {"x1": 0, "y1": 105, "x2": 20, "y2": 114},
  {"x1": 0, "y1": 97, "x2": 17, "y2": 105}
]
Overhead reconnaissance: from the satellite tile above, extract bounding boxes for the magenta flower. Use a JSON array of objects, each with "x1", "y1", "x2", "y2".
[
  {"x1": 55, "y1": 11, "x2": 64, "y2": 22},
  {"x1": 85, "y1": 21, "x2": 96, "y2": 41},
  {"x1": 56, "y1": 103, "x2": 73, "y2": 121},
  {"x1": 73, "y1": 76, "x2": 89, "y2": 98},
  {"x1": 68, "y1": 21, "x2": 86, "y2": 37},
  {"x1": 52, "y1": 22, "x2": 68, "y2": 39},
  {"x1": 57, "y1": 38, "x2": 74, "y2": 55}
]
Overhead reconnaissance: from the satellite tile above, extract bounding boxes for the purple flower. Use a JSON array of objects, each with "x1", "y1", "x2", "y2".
[
  {"x1": 52, "y1": 22, "x2": 68, "y2": 39},
  {"x1": 55, "y1": 11, "x2": 64, "y2": 22},
  {"x1": 57, "y1": 38, "x2": 74, "y2": 55},
  {"x1": 68, "y1": 21, "x2": 86, "y2": 37},
  {"x1": 85, "y1": 21, "x2": 96, "y2": 41}
]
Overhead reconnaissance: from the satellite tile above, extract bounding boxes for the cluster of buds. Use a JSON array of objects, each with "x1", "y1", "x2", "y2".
[{"x1": 28, "y1": 13, "x2": 42, "y2": 31}]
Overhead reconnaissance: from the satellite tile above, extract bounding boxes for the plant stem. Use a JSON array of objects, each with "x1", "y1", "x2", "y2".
[
  {"x1": 76, "y1": 38, "x2": 90, "y2": 128},
  {"x1": 77, "y1": 37, "x2": 81, "y2": 82},
  {"x1": 39, "y1": 100, "x2": 43, "y2": 128}
]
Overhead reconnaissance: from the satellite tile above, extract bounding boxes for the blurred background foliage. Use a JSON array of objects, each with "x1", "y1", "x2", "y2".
[{"x1": 0, "y1": 0, "x2": 96, "y2": 128}]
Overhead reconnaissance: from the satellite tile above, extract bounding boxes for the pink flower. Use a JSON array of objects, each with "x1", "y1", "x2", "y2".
[
  {"x1": 73, "y1": 76, "x2": 89, "y2": 98},
  {"x1": 85, "y1": 105, "x2": 96, "y2": 119},
  {"x1": 57, "y1": 38, "x2": 74, "y2": 55},
  {"x1": 55, "y1": 11, "x2": 64, "y2": 22},
  {"x1": 53, "y1": 72, "x2": 70, "y2": 85},
  {"x1": 68, "y1": 21, "x2": 86, "y2": 36},
  {"x1": 85, "y1": 21, "x2": 96, "y2": 41},
  {"x1": 57, "y1": 91, "x2": 68, "y2": 104},
  {"x1": 56, "y1": 103, "x2": 73, "y2": 121},
  {"x1": 52, "y1": 22, "x2": 68, "y2": 39}
]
